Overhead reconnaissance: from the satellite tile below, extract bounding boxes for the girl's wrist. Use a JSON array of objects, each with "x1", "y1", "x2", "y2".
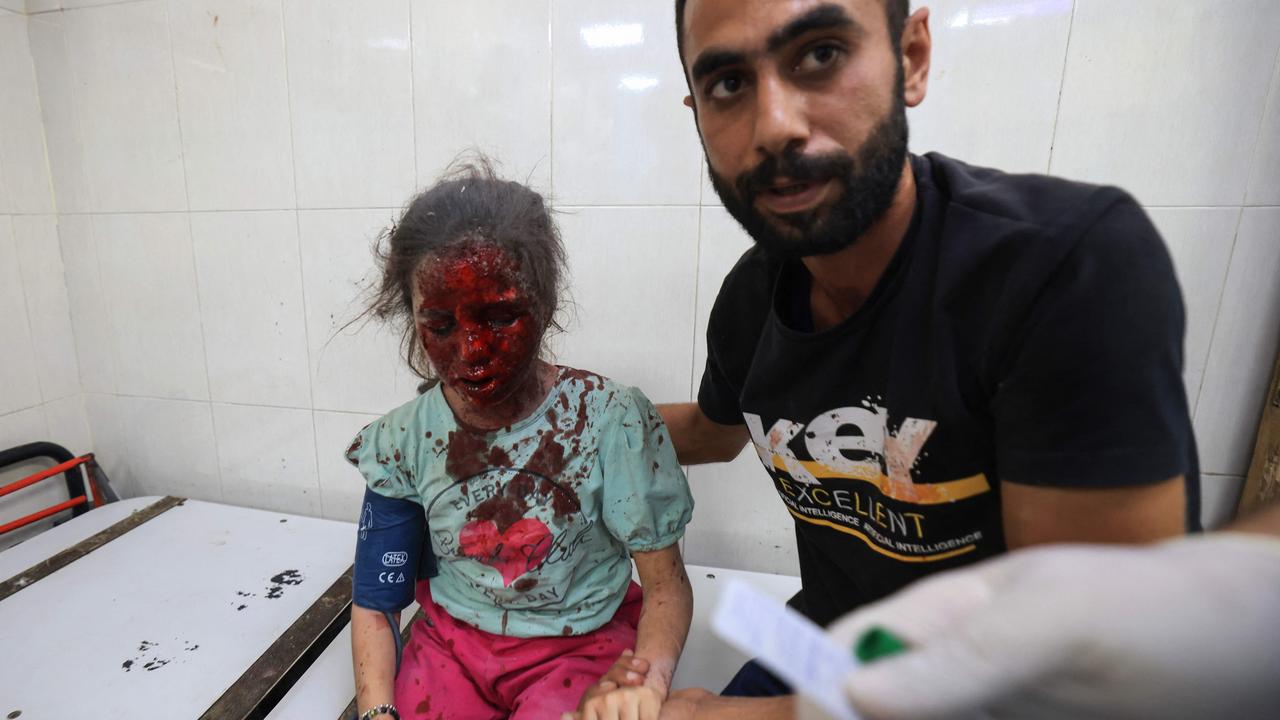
[{"x1": 639, "y1": 656, "x2": 676, "y2": 696}]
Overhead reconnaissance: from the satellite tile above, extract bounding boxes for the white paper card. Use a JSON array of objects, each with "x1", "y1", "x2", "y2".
[{"x1": 710, "y1": 579, "x2": 862, "y2": 720}]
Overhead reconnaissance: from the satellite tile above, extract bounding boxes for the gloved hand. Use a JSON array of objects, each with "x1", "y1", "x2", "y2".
[{"x1": 800, "y1": 533, "x2": 1280, "y2": 720}]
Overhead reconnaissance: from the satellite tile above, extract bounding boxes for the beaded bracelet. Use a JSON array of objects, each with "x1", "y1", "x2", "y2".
[{"x1": 359, "y1": 703, "x2": 400, "y2": 720}]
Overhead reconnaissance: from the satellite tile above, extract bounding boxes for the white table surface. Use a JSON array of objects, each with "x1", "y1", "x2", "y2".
[
  {"x1": 0, "y1": 497, "x2": 356, "y2": 720},
  {"x1": 267, "y1": 563, "x2": 802, "y2": 719},
  {"x1": 1, "y1": 499, "x2": 800, "y2": 719}
]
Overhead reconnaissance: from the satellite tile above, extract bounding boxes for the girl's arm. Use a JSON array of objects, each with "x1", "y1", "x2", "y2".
[
  {"x1": 631, "y1": 542, "x2": 693, "y2": 697},
  {"x1": 576, "y1": 544, "x2": 693, "y2": 719},
  {"x1": 351, "y1": 605, "x2": 399, "y2": 718}
]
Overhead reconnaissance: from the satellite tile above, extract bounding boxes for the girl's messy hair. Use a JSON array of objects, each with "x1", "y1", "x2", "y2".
[{"x1": 364, "y1": 154, "x2": 567, "y2": 382}]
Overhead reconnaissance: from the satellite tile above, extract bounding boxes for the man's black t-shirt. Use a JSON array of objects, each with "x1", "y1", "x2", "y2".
[{"x1": 698, "y1": 152, "x2": 1201, "y2": 627}]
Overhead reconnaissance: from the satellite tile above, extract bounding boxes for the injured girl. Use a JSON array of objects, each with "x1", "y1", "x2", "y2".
[{"x1": 346, "y1": 158, "x2": 693, "y2": 720}]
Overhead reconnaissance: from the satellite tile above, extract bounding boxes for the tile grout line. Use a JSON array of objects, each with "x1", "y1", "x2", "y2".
[
  {"x1": 28, "y1": 7, "x2": 97, "y2": 451},
  {"x1": 1043, "y1": 0, "x2": 1078, "y2": 174},
  {"x1": 278, "y1": 0, "x2": 325, "y2": 518},
  {"x1": 79, "y1": 390, "x2": 385, "y2": 420},
  {"x1": 6, "y1": 215, "x2": 53, "y2": 409},
  {"x1": 164, "y1": 0, "x2": 223, "y2": 503},
  {"x1": 58, "y1": 6, "x2": 96, "y2": 214},
  {"x1": 30, "y1": 0, "x2": 150, "y2": 14},
  {"x1": 1237, "y1": 39, "x2": 1280, "y2": 206},
  {"x1": 1190, "y1": 206, "x2": 1246, "y2": 427},
  {"x1": 21, "y1": 9, "x2": 60, "y2": 216}
]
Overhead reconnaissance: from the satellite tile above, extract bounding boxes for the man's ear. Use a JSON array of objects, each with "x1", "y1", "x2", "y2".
[
  {"x1": 683, "y1": 94, "x2": 695, "y2": 109},
  {"x1": 901, "y1": 7, "x2": 932, "y2": 108}
]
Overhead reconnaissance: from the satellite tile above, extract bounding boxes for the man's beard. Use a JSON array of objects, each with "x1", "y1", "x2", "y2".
[{"x1": 707, "y1": 92, "x2": 909, "y2": 261}]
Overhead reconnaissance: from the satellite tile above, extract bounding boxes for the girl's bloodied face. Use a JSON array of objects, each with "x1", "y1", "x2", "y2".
[{"x1": 412, "y1": 244, "x2": 545, "y2": 413}]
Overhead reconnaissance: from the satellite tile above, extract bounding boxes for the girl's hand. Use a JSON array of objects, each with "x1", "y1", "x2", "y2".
[
  {"x1": 598, "y1": 649, "x2": 650, "y2": 689},
  {"x1": 576, "y1": 683, "x2": 663, "y2": 720}
]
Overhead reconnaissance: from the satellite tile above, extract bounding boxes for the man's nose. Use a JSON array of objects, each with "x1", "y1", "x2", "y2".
[{"x1": 752, "y1": 72, "x2": 809, "y2": 163}]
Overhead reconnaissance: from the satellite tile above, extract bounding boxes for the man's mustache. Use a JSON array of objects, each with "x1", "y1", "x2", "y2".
[{"x1": 735, "y1": 149, "x2": 854, "y2": 199}]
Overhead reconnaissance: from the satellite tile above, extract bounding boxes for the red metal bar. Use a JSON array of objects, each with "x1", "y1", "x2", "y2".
[
  {"x1": 0, "y1": 495, "x2": 88, "y2": 534},
  {"x1": 88, "y1": 472, "x2": 106, "y2": 508},
  {"x1": 0, "y1": 455, "x2": 91, "y2": 499}
]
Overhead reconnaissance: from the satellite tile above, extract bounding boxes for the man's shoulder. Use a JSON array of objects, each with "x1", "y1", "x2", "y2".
[
  {"x1": 719, "y1": 243, "x2": 781, "y2": 291},
  {"x1": 922, "y1": 152, "x2": 1139, "y2": 239},
  {"x1": 920, "y1": 152, "x2": 1164, "y2": 285}
]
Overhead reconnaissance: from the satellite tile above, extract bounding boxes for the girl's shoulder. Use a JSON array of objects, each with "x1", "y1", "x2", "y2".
[
  {"x1": 345, "y1": 388, "x2": 448, "y2": 466},
  {"x1": 553, "y1": 366, "x2": 660, "y2": 425}
]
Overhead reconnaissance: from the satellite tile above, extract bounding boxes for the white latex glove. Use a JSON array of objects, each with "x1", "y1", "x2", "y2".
[{"x1": 799, "y1": 534, "x2": 1280, "y2": 720}]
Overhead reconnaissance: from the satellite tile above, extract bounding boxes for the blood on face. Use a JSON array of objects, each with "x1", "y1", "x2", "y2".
[{"x1": 413, "y1": 244, "x2": 544, "y2": 414}]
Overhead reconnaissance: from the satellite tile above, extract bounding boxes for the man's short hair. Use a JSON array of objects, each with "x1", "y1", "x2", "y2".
[{"x1": 674, "y1": 0, "x2": 911, "y2": 69}]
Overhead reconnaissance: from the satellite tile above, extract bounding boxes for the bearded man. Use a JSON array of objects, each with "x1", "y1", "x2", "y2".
[{"x1": 612, "y1": 1, "x2": 1200, "y2": 716}]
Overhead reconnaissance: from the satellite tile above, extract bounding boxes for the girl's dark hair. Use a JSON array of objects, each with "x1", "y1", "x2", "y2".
[{"x1": 365, "y1": 156, "x2": 567, "y2": 382}]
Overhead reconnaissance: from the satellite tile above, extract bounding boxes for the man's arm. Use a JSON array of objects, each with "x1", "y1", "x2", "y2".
[
  {"x1": 657, "y1": 691, "x2": 792, "y2": 719},
  {"x1": 1000, "y1": 475, "x2": 1186, "y2": 549},
  {"x1": 657, "y1": 402, "x2": 750, "y2": 465}
]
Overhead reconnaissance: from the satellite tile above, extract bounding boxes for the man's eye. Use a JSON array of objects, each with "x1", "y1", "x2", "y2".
[
  {"x1": 708, "y1": 73, "x2": 746, "y2": 100},
  {"x1": 796, "y1": 44, "x2": 842, "y2": 72},
  {"x1": 488, "y1": 314, "x2": 518, "y2": 328}
]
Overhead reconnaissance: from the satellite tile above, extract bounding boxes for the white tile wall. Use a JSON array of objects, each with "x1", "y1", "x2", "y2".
[
  {"x1": 1051, "y1": 0, "x2": 1280, "y2": 206},
  {"x1": 283, "y1": 0, "x2": 414, "y2": 209},
  {"x1": 27, "y1": 12, "x2": 92, "y2": 213},
  {"x1": 58, "y1": 214, "x2": 117, "y2": 394},
  {"x1": 693, "y1": 207, "x2": 753, "y2": 384},
  {"x1": 43, "y1": 394, "x2": 92, "y2": 452},
  {"x1": 553, "y1": 206, "x2": 700, "y2": 402},
  {"x1": 170, "y1": 0, "x2": 296, "y2": 211},
  {"x1": 83, "y1": 393, "x2": 132, "y2": 495},
  {"x1": 211, "y1": 403, "x2": 319, "y2": 515},
  {"x1": 190, "y1": 210, "x2": 311, "y2": 408},
  {"x1": 119, "y1": 395, "x2": 221, "y2": 501},
  {"x1": 1246, "y1": 56, "x2": 1280, "y2": 207},
  {"x1": 412, "y1": 0, "x2": 552, "y2": 191},
  {"x1": 1193, "y1": 208, "x2": 1280, "y2": 477},
  {"x1": 7, "y1": 0, "x2": 1278, "y2": 571},
  {"x1": 1147, "y1": 208, "x2": 1239, "y2": 414},
  {"x1": 909, "y1": 0, "x2": 1074, "y2": 174},
  {"x1": 551, "y1": 0, "x2": 702, "y2": 205},
  {"x1": 0, "y1": 14, "x2": 54, "y2": 214},
  {"x1": 1201, "y1": 474, "x2": 1246, "y2": 530},
  {"x1": 313, "y1": 409, "x2": 378, "y2": 522},
  {"x1": 13, "y1": 214, "x2": 80, "y2": 401},
  {"x1": 684, "y1": 447, "x2": 801, "y2": 576},
  {"x1": 0, "y1": 217, "x2": 44, "y2": 415},
  {"x1": 56, "y1": 1, "x2": 188, "y2": 212},
  {"x1": 0, "y1": 12, "x2": 93, "y2": 550},
  {"x1": 94, "y1": 213, "x2": 210, "y2": 401},
  {"x1": 297, "y1": 208, "x2": 421, "y2": 414}
]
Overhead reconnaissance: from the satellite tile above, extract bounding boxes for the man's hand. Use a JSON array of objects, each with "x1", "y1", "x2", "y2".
[
  {"x1": 658, "y1": 688, "x2": 714, "y2": 719},
  {"x1": 817, "y1": 534, "x2": 1280, "y2": 720}
]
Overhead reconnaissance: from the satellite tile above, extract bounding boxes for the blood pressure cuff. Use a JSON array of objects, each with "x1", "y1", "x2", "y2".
[{"x1": 352, "y1": 487, "x2": 436, "y2": 612}]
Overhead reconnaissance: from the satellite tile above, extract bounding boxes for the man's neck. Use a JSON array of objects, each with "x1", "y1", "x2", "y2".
[{"x1": 801, "y1": 158, "x2": 917, "y2": 331}]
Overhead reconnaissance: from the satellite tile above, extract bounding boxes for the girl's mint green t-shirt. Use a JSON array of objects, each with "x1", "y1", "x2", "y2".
[{"x1": 346, "y1": 367, "x2": 693, "y2": 638}]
